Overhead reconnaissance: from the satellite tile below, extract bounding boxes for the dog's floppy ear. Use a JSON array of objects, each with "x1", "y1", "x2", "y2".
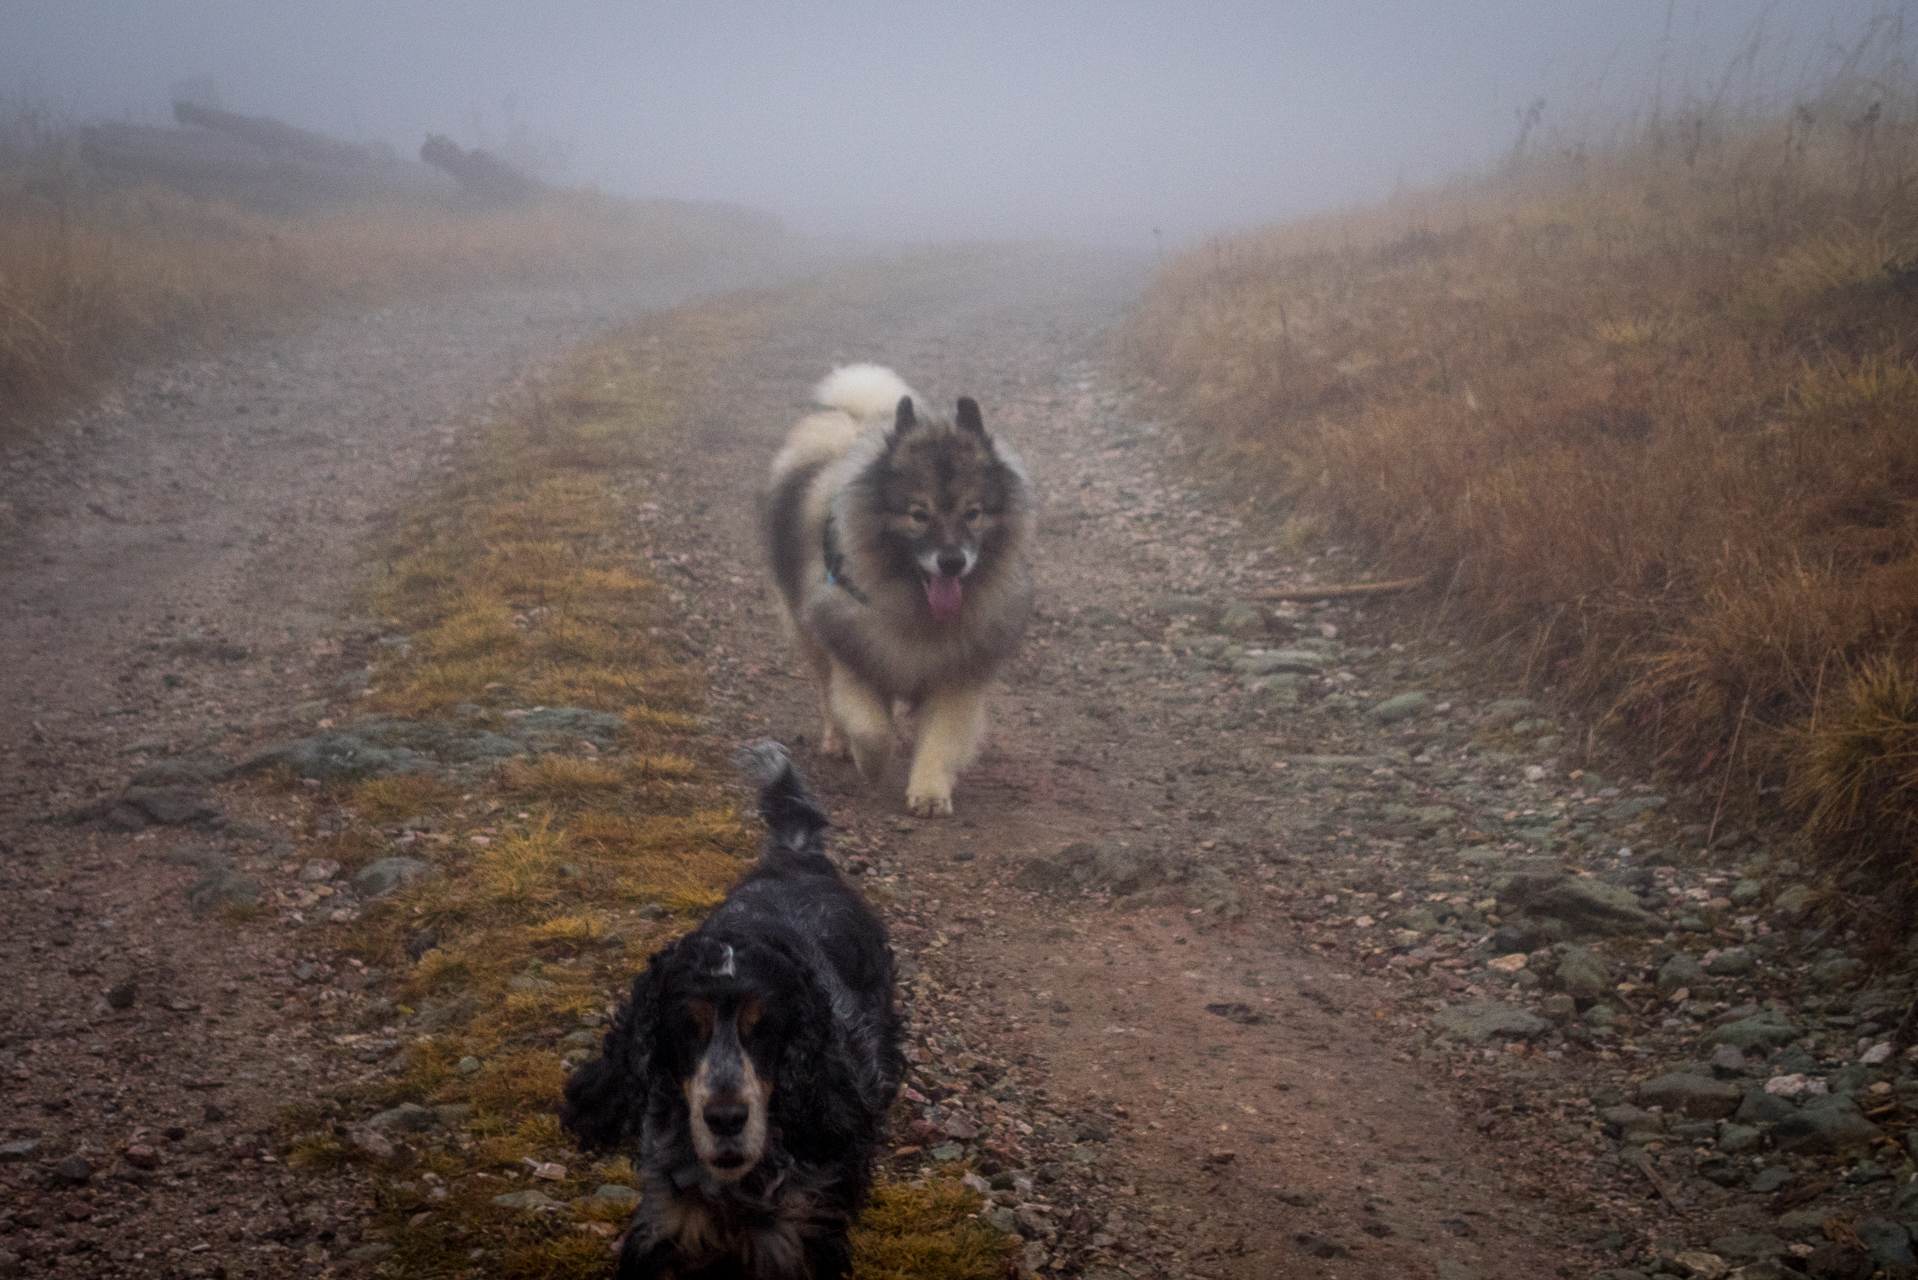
[
  {"x1": 560, "y1": 948, "x2": 669, "y2": 1152},
  {"x1": 955, "y1": 397, "x2": 986, "y2": 437},
  {"x1": 772, "y1": 949, "x2": 875, "y2": 1154}
]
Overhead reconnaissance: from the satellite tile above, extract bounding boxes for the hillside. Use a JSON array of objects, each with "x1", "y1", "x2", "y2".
[{"x1": 1130, "y1": 53, "x2": 1918, "y2": 900}]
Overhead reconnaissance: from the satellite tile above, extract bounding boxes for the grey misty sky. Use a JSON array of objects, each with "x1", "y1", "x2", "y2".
[{"x1": 1, "y1": 1, "x2": 1894, "y2": 245}]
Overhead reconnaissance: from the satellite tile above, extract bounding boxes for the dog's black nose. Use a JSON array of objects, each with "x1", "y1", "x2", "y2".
[
  {"x1": 704, "y1": 1102, "x2": 749, "y2": 1138},
  {"x1": 935, "y1": 550, "x2": 966, "y2": 577}
]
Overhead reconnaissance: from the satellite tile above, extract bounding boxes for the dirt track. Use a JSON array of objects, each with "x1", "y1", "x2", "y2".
[{"x1": 11, "y1": 246, "x2": 1893, "y2": 1280}]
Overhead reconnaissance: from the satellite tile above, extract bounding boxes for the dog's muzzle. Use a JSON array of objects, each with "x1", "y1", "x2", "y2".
[{"x1": 684, "y1": 1018, "x2": 770, "y2": 1180}]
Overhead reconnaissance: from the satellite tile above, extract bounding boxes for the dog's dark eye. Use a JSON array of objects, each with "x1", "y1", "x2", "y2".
[
  {"x1": 963, "y1": 506, "x2": 983, "y2": 524},
  {"x1": 908, "y1": 508, "x2": 930, "y2": 525}
]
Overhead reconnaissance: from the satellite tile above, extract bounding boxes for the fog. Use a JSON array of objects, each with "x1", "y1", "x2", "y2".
[{"x1": 2, "y1": 1, "x2": 1895, "y2": 246}]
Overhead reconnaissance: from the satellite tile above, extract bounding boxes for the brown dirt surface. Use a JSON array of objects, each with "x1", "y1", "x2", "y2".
[{"x1": 6, "y1": 246, "x2": 1914, "y2": 1280}]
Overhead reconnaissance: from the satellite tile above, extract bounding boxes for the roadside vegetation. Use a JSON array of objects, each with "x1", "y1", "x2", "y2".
[
  {"x1": 1129, "y1": 25, "x2": 1918, "y2": 894},
  {"x1": 0, "y1": 101, "x2": 787, "y2": 431},
  {"x1": 273, "y1": 282, "x2": 1000, "y2": 1278}
]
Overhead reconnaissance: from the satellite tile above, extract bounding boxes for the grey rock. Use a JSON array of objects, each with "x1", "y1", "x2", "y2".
[
  {"x1": 1235, "y1": 650, "x2": 1320, "y2": 676},
  {"x1": 1706, "y1": 949, "x2": 1757, "y2": 977},
  {"x1": 1705, "y1": 1014, "x2": 1801, "y2": 1052},
  {"x1": 52, "y1": 1155, "x2": 92, "y2": 1185},
  {"x1": 299, "y1": 859, "x2": 342, "y2": 882},
  {"x1": 1810, "y1": 956, "x2": 1867, "y2": 989},
  {"x1": 1658, "y1": 953, "x2": 1707, "y2": 993},
  {"x1": 1772, "y1": 1096, "x2": 1881, "y2": 1156},
  {"x1": 1636, "y1": 1073, "x2": 1742, "y2": 1119},
  {"x1": 458, "y1": 1056, "x2": 482, "y2": 1075},
  {"x1": 1217, "y1": 601, "x2": 1268, "y2": 639},
  {"x1": 0, "y1": 1140, "x2": 40, "y2": 1162},
  {"x1": 1432, "y1": 1002, "x2": 1548, "y2": 1042},
  {"x1": 491, "y1": 1189, "x2": 559, "y2": 1210},
  {"x1": 1718, "y1": 1123, "x2": 1762, "y2": 1154},
  {"x1": 1735, "y1": 1088, "x2": 1799, "y2": 1124},
  {"x1": 1891, "y1": 1177, "x2": 1918, "y2": 1219},
  {"x1": 1855, "y1": 1218, "x2": 1914, "y2": 1271},
  {"x1": 355, "y1": 857, "x2": 438, "y2": 898},
  {"x1": 1749, "y1": 1167, "x2": 1794, "y2": 1194},
  {"x1": 1521, "y1": 879, "x2": 1664, "y2": 937},
  {"x1": 1555, "y1": 946, "x2": 1612, "y2": 1000},
  {"x1": 1730, "y1": 879, "x2": 1765, "y2": 907},
  {"x1": 1606, "y1": 796, "x2": 1667, "y2": 822},
  {"x1": 1482, "y1": 698, "x2": 1538, "y2": 724},
  {"x1": 1773, "y1": 884, "x2": 1817, "y2": 923},
  {"x1": 1370, "y1": 691, "x2": 1431, "y2": 723},
  {"x1": 129, "y1": 754, "x2": 232, "y2": 786},
  {"x1": 433, "y1": 1104, "x2": 472, "y2": 1127},
  {"x1": 1709, "y1": 1235, "x2": 1787, "y2": 1262},
  {"x1": 590, "y1": 1184, "x2": 640, "y2": 1206},
  {"x1": 368, "y1": 1103, "x2": 437, "y2": 1133},
  {"x1": 1709, "y1": 1043, "x2": 1748, "y2": 1075},
  {"x1": 187, "y1": 869, "x2": 260, "y2": 916}
]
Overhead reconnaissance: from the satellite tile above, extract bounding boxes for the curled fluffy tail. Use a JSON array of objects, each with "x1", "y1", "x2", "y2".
[
  {"x1": 812, "y1": 364, "x2": 917, "y2": 421},
  {"x1": 736, "y1": 740, "x2": 831, "y2": 858}
]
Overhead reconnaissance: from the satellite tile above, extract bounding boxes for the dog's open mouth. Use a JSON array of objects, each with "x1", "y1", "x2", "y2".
[
  {"x1": 924, "y1": 573, "x2": 963, "y2": 623},
  {"x1": 707, "y1": 1153, "x2": 748, "y2": 1171}
]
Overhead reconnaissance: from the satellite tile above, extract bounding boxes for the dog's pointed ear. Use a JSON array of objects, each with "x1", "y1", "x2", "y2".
[
  {"x1": 955, "y1": 397, "x2": 986, "y2": 437},
  {"x1": 890, "y1": 396, "x2": 917, "y2": 439}
]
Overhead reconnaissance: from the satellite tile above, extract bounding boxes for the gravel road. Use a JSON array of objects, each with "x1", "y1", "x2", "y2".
[{"x1": 4, "y1": 246, "x2": 1915, "y2": 1280}]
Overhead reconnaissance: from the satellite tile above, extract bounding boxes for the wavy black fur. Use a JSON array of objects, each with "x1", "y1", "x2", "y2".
[{"x1": 561, "y1": 743, "x2": 902, "y2": 1279}]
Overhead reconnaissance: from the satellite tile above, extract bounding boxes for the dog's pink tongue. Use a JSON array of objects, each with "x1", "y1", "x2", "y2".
[{"x1": 925, "y1": 574, "x2": 963, "y2": 623}]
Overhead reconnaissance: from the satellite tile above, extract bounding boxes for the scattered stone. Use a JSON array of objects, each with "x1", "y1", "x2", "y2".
[
  {"x1": 367, "y1": 1103, "x2": 437, "y2": 1133},
  {"x1": 1672, "y1": 1252, "x2": 1729, "y2": 1279},
  {"x1": 1432, "y1": 1002, "x2": 1548, "y2": 1042},
  {"x1": 0, "y1": 1140, "x2": 40, "y2": 1162},
  {"x1": 122, "y1": 1144, "x2": 160, "y2": 1170},
  {"x1": 300, "y1": 859, "x2": 342, "y2": 882},
  {"x1": 1658, "y1": 953, "x2": 1707, "y2": 993},
  {"x1": 1771, "y1": 1096, "x2": 1881, "y2": 1156},
  {"x1": 1517, "y1": 879, "x2": 1663, "y2": 937},
  {"x1": 1554, "y1": 946, "x2": 1611, "y2": 1000},
  {"x1": 1708, "y1": 1043, "x2": 1747, "y2": 1075},
  {"x1": 1369, "y1": 691, "x2": 1431, "y2": 723},
  {"x1": 1636, "y1": 1073, "x2": 1742, "y2": 1120},
  {"x1": 1748, "y1": 1168, "x2": 1793, "y2": 1194},
  {"x1": 1277, "y1": 1186, "x2": 1320, "y2": 1207},
  {"x1": 1704, "y1": 1013, "x2": 1801, "y2": 1052},
  {"x1": 186, "y1": 867, "x2": 260, "y2": 916},
  {"x1": 355, "y1": 857, "x2": 438, "y2": 898},
  {"x1": 106, "y1": 978, "x2": 138, "y2": 1010},
  {"x1": 491, "y1": 1189, "x2": 559, "y2": 1210},
  {"x1": 51, "y1": 1155, "x2": 92, "y2": 1185},
  {"x1": 1853, "y1": 1218, "x2": 1914, "y2": 1272},
  {"x1": 1705, "y1": 949, "x2": 1756, "y2": 977}
]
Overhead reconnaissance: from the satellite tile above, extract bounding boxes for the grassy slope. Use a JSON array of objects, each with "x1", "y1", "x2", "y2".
[
  {"x1": 1129, "y1": 73, "x2": 1918, "y2": 882},
  {"x1": 0, "y1": 146, "x2": 784, "y2": 431},
  {"x1": 273, "y1": 279, "x2": 1001, "y2": 1278}
]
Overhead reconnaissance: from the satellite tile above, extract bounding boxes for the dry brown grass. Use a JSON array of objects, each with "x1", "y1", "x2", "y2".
[
  {"x1": 0, "y1": 123, "x2": 786, "y2": 430},
  {"x1": 1130, "y1": 45, "x2": 1918, "y2": 871}
]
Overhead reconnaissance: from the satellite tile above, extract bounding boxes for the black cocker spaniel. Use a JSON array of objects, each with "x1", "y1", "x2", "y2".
[{"x1": 561, "y1": 742, "x2": 904, "y2": 1279}]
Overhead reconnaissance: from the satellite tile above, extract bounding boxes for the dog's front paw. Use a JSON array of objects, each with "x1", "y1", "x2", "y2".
[{"x1": 905, "y1": 789, "x2": 954, "y2": 818}]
